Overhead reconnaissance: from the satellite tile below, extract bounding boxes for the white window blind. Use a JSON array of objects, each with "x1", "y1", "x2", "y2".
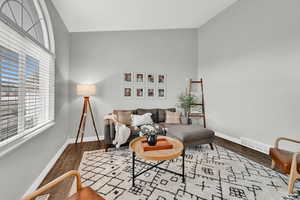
[{"x1": 0, "y1": 19, "x2": 54, "y2": 144}]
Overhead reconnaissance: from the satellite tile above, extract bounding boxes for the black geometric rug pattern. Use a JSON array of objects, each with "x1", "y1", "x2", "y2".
[{"x1": 75, "y1": 144, "x2": 300, "y2": 200}]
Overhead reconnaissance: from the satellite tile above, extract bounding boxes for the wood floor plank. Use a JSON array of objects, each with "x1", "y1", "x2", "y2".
[{"x1": 37, "y1": 137, "x2": 272, "y2": 200}]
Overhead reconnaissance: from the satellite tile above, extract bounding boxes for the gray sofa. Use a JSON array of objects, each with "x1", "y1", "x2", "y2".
[{"x1": 103, "y1": 108, "x2": 215, "y2": 151}]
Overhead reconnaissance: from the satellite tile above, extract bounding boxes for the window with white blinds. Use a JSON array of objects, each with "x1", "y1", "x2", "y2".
[
  {"x1": 0, "y1": 18, "x2": 54, "y2": 144},
  {"x1": 0, "y1": 45, "x2": 19, "y2": 141}
]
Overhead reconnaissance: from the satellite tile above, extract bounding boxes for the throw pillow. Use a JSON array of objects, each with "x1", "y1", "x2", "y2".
[
  {"x1": 116, "y1": 111, "x2": 132, "y2": 125},
  {"x1": 131, "y1": 113, "x2": 153, "y2": 127},
  {"x1": 136, "y1": 108, "x2": 159, "y2": 123},
  {"x1": 158, "y1": 108, "x2": 176, "y2": 122},
  {"x1": 165, "y1": 111, "x2": 181, "y2": 124}
]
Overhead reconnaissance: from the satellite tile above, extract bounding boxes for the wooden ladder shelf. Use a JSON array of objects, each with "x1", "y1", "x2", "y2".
[{"x1": 188, "y1": 78, "x2": 206, "y2": 128}]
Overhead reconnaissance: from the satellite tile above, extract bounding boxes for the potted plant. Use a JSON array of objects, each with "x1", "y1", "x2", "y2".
[{"x1": 176, "y1": 93, "x2": 197, "y2": 124}]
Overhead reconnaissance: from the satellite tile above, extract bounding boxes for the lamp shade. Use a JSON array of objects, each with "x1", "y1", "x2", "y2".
[{"x1": 77, "y1": 84, "x2": 96, "y2": 96}]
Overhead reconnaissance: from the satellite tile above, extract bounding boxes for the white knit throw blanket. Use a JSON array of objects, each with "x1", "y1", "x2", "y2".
[{"x1": 104, "y1": 115, "x2": 130, "y2": 148}]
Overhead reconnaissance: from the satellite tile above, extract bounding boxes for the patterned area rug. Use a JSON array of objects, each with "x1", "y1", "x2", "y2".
[{"x1": 74, "y1": 144, "x2": 300, "y2": 200}]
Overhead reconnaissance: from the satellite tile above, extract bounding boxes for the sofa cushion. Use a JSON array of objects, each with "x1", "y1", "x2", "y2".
[
  {"x1": 165, "y1": 111, "x2": 181, "y2": 124},
  {"x1": 116, "y1": 111, "x2": 132, "y2": 125},
  {"x1": 113, "y1": 109, "x2": 137, "y2": 115},
  {"x1": 128, "y1": 126, "x2": 140, "y2": 136},
  {"x1": 131, "y1": 113, "x2": 153, "y2": 127},
  {"x1": 137, "y1": 108, "x2": 159, "y2": 123},
  {"x1": 158, "y1": 108, "x2": 176, "y2": 122}
]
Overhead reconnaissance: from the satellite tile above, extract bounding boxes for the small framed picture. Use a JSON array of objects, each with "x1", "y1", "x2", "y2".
[
  {"x1": 123, "y1": 72, "x2": 133, "y2": 83},
  {"x1": 135, "y1": 87, "x2": 145, "y2": 98},
  {"x1": 157, "y1": 88, "x2": 166, "y2": 98},
  {"x1": 158, "y1": 74, "x2": 166, "y2": 85},
  {"x1": 146, "y1": 73, "x2": 155, "y2": 85},
  {"x1": 123, "y1": 87, "x2": 133, "y2": 98},
  {"x1": 146, "y1": 88, "x2": 155, "y2": 98},
  {"x1": 135, "y1": 73, "x2": 145, "y2": 84}
]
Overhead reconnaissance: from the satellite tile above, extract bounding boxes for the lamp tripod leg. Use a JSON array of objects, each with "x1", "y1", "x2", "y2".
[
  {"x1": 75, "y1": 98, "x2": 86, "y2": 144},
  {"x1": 80, "y1": 99, "x2": 88, "y2": 144},
  {"x1": 80, "y1": 114, "x2": 87, "y2": 144},
  {"x1": 88, "y1": 99, "x2": 101, "y2": 144}
]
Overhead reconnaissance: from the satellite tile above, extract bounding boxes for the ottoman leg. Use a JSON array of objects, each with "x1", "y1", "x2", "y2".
[{"x1": 209, "y1": 143, "x2": 214, "y2": 150}]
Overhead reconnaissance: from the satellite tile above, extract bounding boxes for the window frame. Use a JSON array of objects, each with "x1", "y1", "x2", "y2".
[
  {"x1": 0, "y1": 0, "x2": 55, "y2": 54},
  {"x1": 0, "y1": 121, "x2": 55, "y2": 157},
  {"x1": 0, "y1": 0, "x2": 55, "y2": 157}
]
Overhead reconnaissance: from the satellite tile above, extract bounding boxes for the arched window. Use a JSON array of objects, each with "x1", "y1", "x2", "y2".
[
  {"x1": 0, "y1": 0, "x2": 54, "y2": 150},
  {"x1": 0, "y1": 0, "x2": 54, "y2": 52}
]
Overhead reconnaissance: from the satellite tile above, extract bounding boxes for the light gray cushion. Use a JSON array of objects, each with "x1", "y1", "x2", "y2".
[{"x1": 166, "y1": 125, "x2": 215, "y2": 144}]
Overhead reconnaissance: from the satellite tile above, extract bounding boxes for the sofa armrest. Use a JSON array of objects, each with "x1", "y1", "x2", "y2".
[{"x1": 104, "y1": 118, "x2": 115, "y2": 145}]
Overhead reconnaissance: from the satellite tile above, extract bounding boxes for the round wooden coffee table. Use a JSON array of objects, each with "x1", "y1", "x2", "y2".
[{"x1": 129, "y1": 136, "x2": 185, "y2": 187}]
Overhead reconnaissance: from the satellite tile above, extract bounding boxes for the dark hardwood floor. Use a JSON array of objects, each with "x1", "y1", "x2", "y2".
[{"x1": 38, "y1": 137, "x2": 272, "y2": 200}]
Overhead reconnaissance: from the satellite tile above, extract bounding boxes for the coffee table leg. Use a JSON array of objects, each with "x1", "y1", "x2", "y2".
[
  {"x1": 182, "y1": 148, "x2": 185, "y2": 183},
  {"x1": 132, "y1": 152, "x2": 135, "y2": 187}
]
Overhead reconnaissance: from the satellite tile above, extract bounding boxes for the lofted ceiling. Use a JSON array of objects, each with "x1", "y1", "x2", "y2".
[{"x1": 51, "y1": 0, "x2": 238, "y2": 32}]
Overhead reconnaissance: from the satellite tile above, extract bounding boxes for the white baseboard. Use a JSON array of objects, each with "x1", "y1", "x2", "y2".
[
  {"x1": 215, "y1": 131, "x2": 241, "y2": 144},
  {"x1": 67, "y1": 135, "x2": 104, "y2": 144},
  {"x1": 240, "y1": 137, "x2": 271, "y2": 154},
  {"x1": 22, "y1": 140, "x2": 69, "y2": 198},
  {"x1": 22, "y1": 135, "x2": 103, "y2": 199},
  {"x1": 215, "y1": 131, "x2": 270, "y2": 154}
]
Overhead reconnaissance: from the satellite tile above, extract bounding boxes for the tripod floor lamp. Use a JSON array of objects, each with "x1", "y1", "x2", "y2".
[{"x1": 75, "y1": 84, "x2": 101, "y2": 144}]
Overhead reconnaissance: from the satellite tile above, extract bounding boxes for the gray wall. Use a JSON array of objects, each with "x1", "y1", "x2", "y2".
[
  {"x1": 198, "y1": 0, "x2": 300, "y2": 149},
  {"x1": 69, "y1": 29, "x2": 198, "y2": 137},
  {"x1": 0, "y1": 1, "x2": 70, "y2": 199}
]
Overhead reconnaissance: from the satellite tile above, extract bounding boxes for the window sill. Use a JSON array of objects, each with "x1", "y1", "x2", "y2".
[{"x1": 0, "y1": 121, "x2": 55, "y2": 158}]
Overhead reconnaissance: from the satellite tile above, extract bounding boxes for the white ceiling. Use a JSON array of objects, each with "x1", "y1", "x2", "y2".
[{"x1": 51, "y1": 0, "x2": 238, "y2": 32}]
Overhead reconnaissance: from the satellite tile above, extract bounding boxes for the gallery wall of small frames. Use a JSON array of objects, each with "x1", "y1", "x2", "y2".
[{"x1": 122, "y1": 72, "x2": 167, "y2": 99}]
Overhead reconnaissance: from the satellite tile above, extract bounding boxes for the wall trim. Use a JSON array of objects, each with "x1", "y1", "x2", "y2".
[
  {"x1": 22, "y1": 135, "x2": 103, "y2": 198},
  {"x1": 215, "y1": 131, "x2": 241, "y2": 144},
  {"x1": 240, "y1": 137, "x2": 271, "y2": 154},
  {"x1": 67, "y1": 136, "x2": 104, "y2": 144},
  {"x1": 215, "y1": 131, "x2": 271, "y2": 154}
]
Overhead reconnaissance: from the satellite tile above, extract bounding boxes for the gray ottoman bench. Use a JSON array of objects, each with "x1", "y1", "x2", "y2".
[{"x1": 165, "y1": 125, "x2": 215, "y2": 150}]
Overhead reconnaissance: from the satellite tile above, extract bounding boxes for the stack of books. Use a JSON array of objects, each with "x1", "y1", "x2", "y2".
[{"x1": 142, "y1": 138, "x2": 173, "y2": 151}]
